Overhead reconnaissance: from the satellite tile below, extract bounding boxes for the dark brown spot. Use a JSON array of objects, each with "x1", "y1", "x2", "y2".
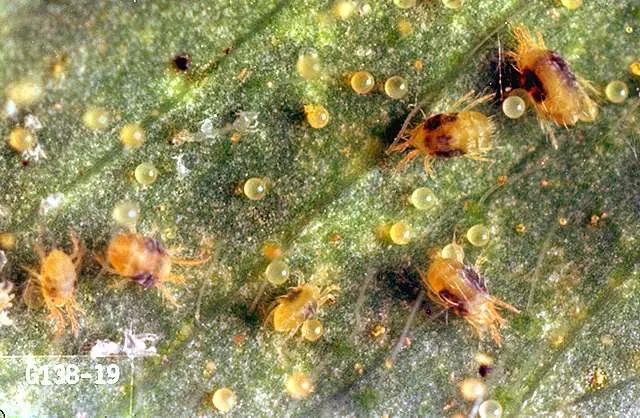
[
  {"x1": 143, "y1": 237, "x2": 165, "y2": 254},
  {"x1": 172, "y1": 53, "x2": 191, "y2": 72},
  {"x1": 424, "y1": 113, "x2": 458, "y2": 131},
  {"x1": 134, "y1": 272, "x2": 156, "y2": 288},
  {"x1": 461, "y1": 264, "x2": 487, "y2": 292},
  {"x1": 521, "y1": 68, "x2": 546, "y2": 102},
  {"x1": 478, "y1": 364, "x2": 493, "y2": 377},
  {"x1": 430, "y1": 134, "x2": 464, "y2": 158},
  {"x1": 547, "y1": 51, "x2": 577, "y2": 85}
]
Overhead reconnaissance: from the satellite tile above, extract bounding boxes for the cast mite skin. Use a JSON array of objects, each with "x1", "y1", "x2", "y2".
[
  {"x1": 23, "y1": 233, "x2": 85, "y2": 337},
  {"x1": 270, "y1": 283, "x2": 339, "y2": 336},
  {"x1": 96, "y1": 232, "x2": 209, "y2": 305},
  {"x1": 388, "y1": 92, "x2": 495, "y2": 175},
  {"x1": 420, "y1": 256, "x2": 518, "y2": 346},
  {"x1": 509, "y1": 24, "x2": 598, "y2": 147}
]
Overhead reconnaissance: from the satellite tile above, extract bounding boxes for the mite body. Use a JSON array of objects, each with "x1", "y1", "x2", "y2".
[
  {"x1": 23, "y1": 234, "x2": 85, "y2": 336},
  {"x1": 97, "y1": 233, "x2": 207, "y2": 305},
  {"x1": 388, "y1": 94, "x2": 495, "y2": 174},
  {"x1": 510, "y1": 25, "x2": 597, "y2": 146},
  {"x1": 420, "y1": 257, "x2": 518, "y2": 345},
  {"x1": 270, "y1": 283, "x2": 339, "y2": 335}
]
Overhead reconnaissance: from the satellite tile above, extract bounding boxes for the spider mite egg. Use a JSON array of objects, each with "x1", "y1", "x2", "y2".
[
  {"x1": 442, "y1": 0, "x2": 464, "y2": 9},
  {"x1": 479, "y1": 400, "x2": 503, "y2": 418},
  {"x1": 212, "y1": 387, "x2": 237, "y2": 413},
  {"x1": 384, "y1": 76, "x2": 408, "y2": 99},
  {"x1": 332, "y1": 1, "x2": 355, "y2": 20},
  {"x1": 112, "y1": 200, "x2": 140, "y2": 228},
  {"x1": 441, "y1": 243, "x2": 464, "y2": 263},
  {"x1": 410, "y1": 187, "x2": 436, "y2": 210},
  {"x1": 265, "y1": 260, "x2": 290, "y2": 285},
  {"x1": 304, "y1": 104, "x2": 330, "y2": 129},
  {"x1": 466, "y1": 224, "x2": 490, "y2": 247},
  {"x1": 630, "y1": 61, "x2": 640, "y2": 76},
  {"x1": 502, "y1": 96, "x2": 526, "y2": 119},
  {"x1": 7, "y1": 127, "x2": 36, "y2": 153},
  {"x1": 296, "y1": 49, "x2": 322, "y2": 80},
  {"x1": 560, "y1": 0, "x2": 582, "y2": 10},
  {"x1": 6, "y1": 78, "x2": 43, "y2": 107},
  {"x1": 120, "y1": 123, "x2": 145, "y2": 149},
  {"x1": 393, "y1": 0, "x2": 416, "y2": 9},
  {"x1": 0, "y1": 232, "x2": 16, "y2": 250},
  {"x1": 350, "y1": 71, "x2": 375, "y2": 94},
  {"x1": 134, "y1": 162, "x2": 159, "y2": 186},
  {"x1": 301, "y1": 318, "x2": 324, "y2": 341},
  {"x1": 460, "y1": 378, "x2": 487, "y2": 401},
  {"x1": 605, "y1": 80, "x2": 629, "y2": 103},
  {"x1": 82, "y1": 107, "x2": 111, "y2": 130},
  {"x1": 286, "y1": 372, "x2": 315, "y2": 399},
  {"x1": 243, "y1": 177, "x2": 267, "y2": 200},
  {"x1": 389, "y1": 222, "x2": 413, "y2": 245}
]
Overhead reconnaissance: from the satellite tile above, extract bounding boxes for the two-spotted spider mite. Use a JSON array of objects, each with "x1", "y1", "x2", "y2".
[
  {"x1": 23, "y1": 233, "x2": 85, "y2": 337},
  {"x1": 96, "y1": 233, "x2": 208, "y2": 306},
  {"x1": 510, "y1": 25, "x2": 598, "y2": 148},
  {"x1": 270, "y1": 283, "x2": 339, "y2": 336},
  {"x1": 420, "y1": 256, "x2": 518, "y2": 346},
  {"x1": 388, "y1": 92, "x2": 495, "y2": 175}
]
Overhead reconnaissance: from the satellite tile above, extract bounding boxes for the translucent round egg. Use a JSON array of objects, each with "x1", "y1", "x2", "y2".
[
  {"x1": 560, "y1": 0, "x2": 582, "y2": 10},
  {"x1": 442, "y1": 0, "x2": 463, "y2": 9},
  {"x1": 479, "y1": 400, "x2": 503, "y2": 418},
  {"x1": 350, "y1": 71, "x2": 375, "y2": 94},
  {"x1": 605, "y1": 80, "x2": 629, "y2": 103},
  {"x1": 296, "y1": 50, "x2": 321, "y2": 80},
  {"x1": 134, "y1": 162, "x2": 159, "y2": 186},
  {"x1": 286, "y1": 372, "x2": 315, "y2": 400},
  {"x1": 243, "y1": 177, "x2": 267, "y2": 200},
  {"x1": 265, "y1": 260, "x2": 290, "y2": 285},
  {"x1": 304, "y1": 104, "x2": 330, "y2": 129},
  {"x1": 384, "y1": 76, "x2": 408, "y2": 99},
  {"x1": 630, "y1": 61, "x2": 640, "y2": 76},
  {"x1": 120, "y1": 123, "x2": 145, "y2": 149},
  {"x1": 389, "y1": 222, "x2": 412, "y2": 245},
  {"x1": 212, "y1": 387, "x2": 237, "y2": 413},
  {"x1": 301, "y1": 319, "x2": 324, "y2": 341},
  {"x1": 7, "y1": 127, "x2": 36, "y2": 153},
  {"x1": 0, "y1": 232, "x2": 16, "y2": 250},
  {"x1": 466, "y1": 224, "x2": 490, "y2": 247},
  {"x1": 441, "y1": 243, "x2": 464, "y2": 263},
  {"x1": 410, "y1": 187, "x2": 436, "y2": 210},
  {"x1": 393, "y1": 0, "x2": 416, "y2": 8},
  {"x1": 502, "y1": 96, "x2": 526, "y2": 119},
  {"x1": 6, "y1": 78, "x2": 43, "y2": 107},
  {"x1": 112, "y1": 201, "x2": 140, "y2": 228},
  {"x1": 332, "y1": 1, "x2": 355, "y2": 20},
  {"x1": 460, "y1": 377, "x2": 487, "y2": 401},
  {"x1": 82, "y1": 107, "x2": 111, "y2": 130}
]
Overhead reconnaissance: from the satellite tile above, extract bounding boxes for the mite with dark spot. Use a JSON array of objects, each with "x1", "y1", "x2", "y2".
[
  {"x1": 96, "y1": 233, "x2": 208, "y2": 305},
  {"x1": 420, "y1": 256, "x2": 518, "y2": 346},
  {"x1": 172, "y1": 53, "x2": 191, "y2": 72},
  {"x1": 510, "y1": 25, "x2": 598, "y2": 148},
  {"x1": 387, "y1": 93, "x2": 495, "y2": 174}
]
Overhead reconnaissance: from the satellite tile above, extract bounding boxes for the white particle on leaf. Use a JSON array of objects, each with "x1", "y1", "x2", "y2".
[
  {"x1": 3, "y1": 100, "x2": 17, "y2": 117},
  {"x1": 200, "y1": 117, "x2": 215, "y2": 138},
  {"x1": 23, "y1": 114, "x2": 42, "y2": 131},
  {"x1": 39, "y1": 192, "x2": 64, "y2": 215},
  {"x1": 123, "y1": 329, "x2": 158, "y2": 358},
  {"x1": 23, "y1": 143, "x2": 47, "y2": 162},
  {"x1": 89, "y1": 340, "x2": 122, "y2": 359},
  {"x1": 232, "y1": 111, "x2": 259, "y2": 133},
  {"x1": 173, "y1": 154, "x2": 189, "y2": 179},
  {"x1": 0, "y1": 250, "x2": 6, "y2": 272}
]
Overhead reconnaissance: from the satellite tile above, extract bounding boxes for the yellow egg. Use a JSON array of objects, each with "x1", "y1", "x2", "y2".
[
  {"x1": 0, "y1": 232, "x2": 16, "y2": 250},
  {"x1": 560, "y1": 0, "x2": 582, "y2": 10},
  {"x1": 393, "y1": 0, "x2": 416, "y2": 8},
  {"x1": 479, "y1": 400, "x2": 503, "y2": 418},
  {"x1": 605, "y1": 80, "x2": 629, "y2": 104},
  {"x1": 459, "y1": 377, "x2": 487, "y2": 401},
  {"x1": 286, "y1": 372, "x2": 315, "y2": 400},
  {"x1": 304, "y1": 104, "x2": 330, "y2": 129},
  {"x1": 7, "y1": 127, "x2": 36, "y2": 153},
  {"x1": 134, "y1": 162, "x2": 159, "y2": 186},
  {"x1": 466, "y1": 224, "x2": 490, "y2": 247},
  {"x1": 296, "y1": 50, "x2": 321, "y2": 80},
  {"x1": 82, "y1": 107, "x2": 111, "y2": 130},
  {"x1": 301, "y1": 319, "x2": 324, "y2": 341},
  {"x1": 350, "y1": 71, "x2": 375, "y2": 94},
  {"x1": 112, "y1": 201, "x2": 140, "y2": 228},
  {"x1": 441, "y1": 243, "x2": 464, "y2": 263},
  {"x1": 630, "y1": 61, "x2": 640, "y2": 76},
  {"x1": 389, "y1": 222, "x2": 412, "y2": 245},
  {"x1": 502, "y1": 96, "x2": 526, "y2": 119},
  {"x1": 212, "y1": 387, "x2": 237, "y2": 413},
  {"x1": 119, "y1": 123, "x2": 145, "y2": 149},
  {"x1": 410, "y1": 187, "x2": 436, "y2": 210},
  {"x1": 332, "y1": 1, "x2": 355, "y2": 20},
  {"x1": 384, "y1": 76, "x2": 408, "y2": 99},
  {"x1": 243, "y1": 177, "x2": 267, "y2": 200},
  {"x1": 6, "y1": 78, "x2": 43, "y2": 107},
  {"x1": 265, "y1": 260, "x2": 290, "y2": 285},
  {"x1": 442, "y1": 0, "x2": 463, "y2": 9}
]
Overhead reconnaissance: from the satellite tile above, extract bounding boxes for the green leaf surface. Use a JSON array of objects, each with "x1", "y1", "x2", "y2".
[{"x1": 0, "y1": 0, "x2": 639, "y2": 417}]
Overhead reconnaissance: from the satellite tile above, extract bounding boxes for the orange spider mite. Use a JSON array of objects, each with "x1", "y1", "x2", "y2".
[
  {"x1": 23, "y1": 233, "x2": 85, "y2": 336},
  {"x1": 388, "y1": 93, "x2": 495, "y2": 174},
  {"x1": 270, "y1": 283, "x2": 339, "y2": 336},
  {"x1": 421, "y1": 256, "x2": 518, "y2": 345},
  {"x1": 97, "y1": 233, "x2": 208, "y2": 305},
  {"x1": 510, "y1": 25, "x2": 597, "y2": 146}
]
